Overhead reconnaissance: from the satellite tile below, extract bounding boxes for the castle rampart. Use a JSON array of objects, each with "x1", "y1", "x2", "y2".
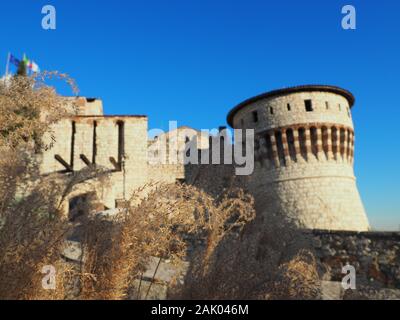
[{"x1": 38, "y1": 86, "x2": 371, "y2": 232}]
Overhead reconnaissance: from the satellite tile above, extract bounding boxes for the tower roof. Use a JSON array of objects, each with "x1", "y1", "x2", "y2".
[{"x1": 227, "y1": 85, "x2": 355, "y2": 127}]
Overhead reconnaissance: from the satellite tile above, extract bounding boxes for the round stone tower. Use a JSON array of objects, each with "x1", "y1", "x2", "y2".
[{"x1": 227, "y1": 85, "x2": 370, "y2": 231}]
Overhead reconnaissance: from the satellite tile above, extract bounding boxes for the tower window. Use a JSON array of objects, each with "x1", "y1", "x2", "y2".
[
  {"x1": 338, "y1": 104, "x2": 341, "y2": 111},
  {"x1": 287, "y1": 103, "x2": 291, "y2": 111},
  {"x1": 117, "y1": 121, "x2": 125, "y2": 165},
  {"x1": 70, "y1": 121, "x2": 76, "y2": 169},
  {"x1": 252, "y1": 111, "x2": 258, "y2": 122},
  {"x1": 269, "y1": 107, "x2": 274, "y2": 115},
  {"x1": 325, "y1": 101, "x2": 329, "y2": 110},
  {"x1": 305, "y1": 100, "x2": 313, "y2": 112},
  {"x1": 92, "y1": 121, "x2": 97, "y2": 164},
  {"x1": 240, "y1": 118, "x2": 244, "y2": 127}
]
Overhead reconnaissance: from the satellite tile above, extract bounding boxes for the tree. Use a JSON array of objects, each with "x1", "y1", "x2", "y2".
[{"x1": 16, "y1": 61, "x2": 27, "y2": 76}]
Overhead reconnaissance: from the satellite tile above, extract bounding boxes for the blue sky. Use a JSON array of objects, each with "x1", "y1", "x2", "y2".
[{"x1": 1, "y1": 0, "x2": 399, "y2": 230}]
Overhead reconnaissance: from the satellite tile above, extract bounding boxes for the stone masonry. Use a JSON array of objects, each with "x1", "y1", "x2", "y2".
[
  {"x1": 227, "y1": 85, "x2": 370, "y2": 231},
  {"x1": 310, "y1": 230, "x2": 400, "y2": 288},
  {"x1": 40, "y1": 85, "x2": 370, "y2": 232},
  {"x1": 39, "y1": 98, "x2": 148, "y2": 211}
]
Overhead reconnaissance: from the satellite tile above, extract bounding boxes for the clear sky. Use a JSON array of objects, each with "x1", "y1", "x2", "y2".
[{"x1": 1, "y1": 0, "x2": 399, "y2": 230}]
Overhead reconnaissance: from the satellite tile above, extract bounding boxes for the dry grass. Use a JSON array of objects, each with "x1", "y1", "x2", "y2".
[
  {"x1": 0, "y1": 72, "x2": 77, "y2": 151},
  {"x1": 74, "y1": 183, "x2": 255, "y2": 300},
  {"x1": 172, "y1": 165, "x2": 322, "y2": 300},
  {"x1": 0, "y1": 72, "x2": 78, "y2": 299},
  {"x1": 0, "y1": 72, "x2": 322, "y2": 300},
  {"x1": 265, "y1": 249, "x2": 321, "y2": 300},
  {"x1": 172, "y1": 210, "x2": 321, "y2": 300}
]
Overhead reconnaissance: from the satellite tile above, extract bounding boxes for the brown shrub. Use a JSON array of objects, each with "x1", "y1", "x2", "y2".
[
  {"x1": 0, "y1": 72, "x2": 79, "y2": 299},
  {"x1": 74, "y1": 183, "x2": 254, "y2": 300},
  {"x1": 173, "y1": 168, "x2": 322, "y2": 300},
  {"x1": 263, "y1": 249, "x2": 321, "y2": 300}
]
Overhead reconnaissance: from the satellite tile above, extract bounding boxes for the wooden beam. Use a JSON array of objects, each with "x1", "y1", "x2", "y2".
[
  {"x1": 109, "y1": 157, "x2": 121, "y2": 171},
  {"x1": 80, "y1": 154, "x2": 93, "y2": 167},
  {"x1": 55, "y1": 155, "x2": 73, "y2": 172}
]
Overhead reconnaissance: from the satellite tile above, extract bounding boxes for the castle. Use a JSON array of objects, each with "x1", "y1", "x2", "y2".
[{"x1": 39, "y1": 85, "x2": 370, "y2": 231}]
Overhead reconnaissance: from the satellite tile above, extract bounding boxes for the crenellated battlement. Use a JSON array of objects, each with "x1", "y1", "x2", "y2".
[{"x1": 254, "y1": 123, "x2": 355, "y2": 168}]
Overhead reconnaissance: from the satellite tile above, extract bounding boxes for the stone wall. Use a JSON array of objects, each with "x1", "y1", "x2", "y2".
[
  {"x1": 232, "y1": 91, "x2": 353, "y2": 130},
  {"x1": 248, "y1": 163, "x2": 369, "y2": 231},
  {"x1": 147, "y1": 164, "x2": 185, "y2": 184},
  {"x1": 147, "y1": 127, "x2": 209, "y2": 184},
  {"x1": 38, "y1": 102, "x2": 216, "y2": 213},
  {"x1": 310, "y1": 230, "x2": 400, "y2": 289},
  {"x1": 39, "y1": 113, "x2": 148, "y2": 211}
]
